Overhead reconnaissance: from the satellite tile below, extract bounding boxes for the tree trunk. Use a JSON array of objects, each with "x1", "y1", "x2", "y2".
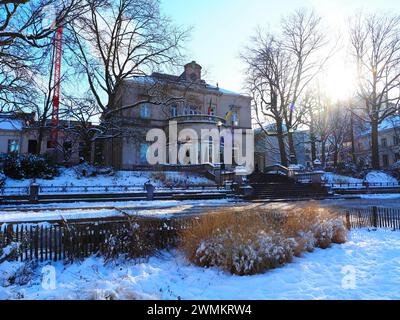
[
  {"x1": 350, "y1": 113, "x2": 356, "y2": 164},
  {"x1": 333, "y1": 147, "x2": 338, "y2": 168},
  {"x1": 309, "y1": 110, "x2": 317, "y2": 161},
  {"x1": 371, "y1": 120, "x2": 380, "y2": 169},
  {"x1": 276, "y1": 119, "x2": 288, "y2": 167},
  {"x1": 287, "y1": 131, "x2": 298, "y2": 164},
  {"x1": 321, "y1": 140, "x2": 326, "y2": 167},
  {"x1": 36, "y1": 121, "x2": 46, "y2": 154}
]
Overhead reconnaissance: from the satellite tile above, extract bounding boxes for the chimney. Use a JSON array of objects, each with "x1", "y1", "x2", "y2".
[{"x1": 184, "y1": 61, "x2": 202, "y2": 82}]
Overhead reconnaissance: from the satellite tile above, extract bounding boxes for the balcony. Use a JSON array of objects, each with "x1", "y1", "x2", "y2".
[{"x1": 167, "y1": 114, "x2": 227, "y2": 126}]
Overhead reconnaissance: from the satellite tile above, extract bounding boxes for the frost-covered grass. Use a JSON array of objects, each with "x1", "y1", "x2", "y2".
[
  {"x1": 3, "y1": 167, "x2": 214, "y2": 188},
  {"x1": 0, "y1": 229, "x2": 399, "y2": 300},
  {"x1": 180, "y1": 206, "x2": 347, "y2": 275}
]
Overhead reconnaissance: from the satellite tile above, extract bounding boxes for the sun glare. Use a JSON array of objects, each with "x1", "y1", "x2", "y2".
[{"x1": 323, "y1": 61, "x2": 358, "y2": 102}]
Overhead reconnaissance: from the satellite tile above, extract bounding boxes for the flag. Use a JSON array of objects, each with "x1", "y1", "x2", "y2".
[
  {"x1": 225, "y1": 111, "x2": 232, "y2": 122},
  {"x1": 208, "y1": 98, "x2": 212, "y2": 115}
]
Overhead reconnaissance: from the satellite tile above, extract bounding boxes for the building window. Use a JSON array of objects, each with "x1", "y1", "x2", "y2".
[
  {"x1": 7, "y1": 139, "x2": 19, "y2": 154},
  {"x1": 64, "y1": 141, "x2": 73, "y2": 160},
  {"x1": 381, "y1": 138, "x2": 387, "y2": 147},
  {"x1": 395, "y1": 153, "x2": 400, "y2": 161},
  {"x1": 382, "y1": 154, "x2": 389, "y2": 167},
  {"x1": 232, "y1": 111, "x2": 239, "y2": 126},
  {"x1": 394, "y1": 136, "x2": 400, "y2": 146},
  {"x1": 139, "y1": 143, "x2": 149, "y2": 164},
  {"x1": 184, "y1": 105, "x2": 199, "y2": 115},
  {"x1": 170, "y1": 105, "x2": 178, "y2": 117},
  {"x1": 28, "y1": 140, "x2": 38, "y2": 154},
  {"x1": 140, "y1": 104, "x2": 151, "y2": 119}
]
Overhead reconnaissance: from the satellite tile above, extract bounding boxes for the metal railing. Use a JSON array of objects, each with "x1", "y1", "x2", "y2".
[
  {"x1": 325, "y1": 182, "x2": 400, "y2": 189},
  {"x1": 168, "y1": 114, "x2": 227, "y2": 125},
  {"x1": 1, "y1": 184, "x2": 226, "y2": 196},
  {"x1": 0, "y1": 186, "x2": 30, "y2": 196}
]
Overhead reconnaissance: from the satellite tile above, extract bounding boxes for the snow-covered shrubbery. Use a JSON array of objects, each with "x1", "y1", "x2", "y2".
[
  {"x1": 180, "y1": 206, "x2": 347, "y2": 275},
  {"x1": 389, "y1": 161, "x2": 400, "y2": 180},
  {"x1": 100, "y1": 219, "x2": 167, "y2": 262},
  {"x1": 73, "y1": 163, "x2": 114, "y2": 178},
  {"x1": 0, "y1": 243, "x2": 35, "y2": 294},
  {"x1": 2, "y1": 154, "x2": 58, "y2": 180}
]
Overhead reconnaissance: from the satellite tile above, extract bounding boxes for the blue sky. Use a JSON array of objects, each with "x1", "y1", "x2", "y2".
[{"x1": 161, "y1": 0, "x2": 400, "y2": 96}]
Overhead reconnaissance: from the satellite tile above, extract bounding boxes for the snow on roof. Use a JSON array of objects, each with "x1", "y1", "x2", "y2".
[
  {"x1": 359, "y1": 115, "x2": 400, "y2": 137},
  {"x1": 125, "y1": 76, "x2": 248, "y2": 98},
  {"x1": 0, "y1": 119, "x2": 23, "y2": 131},
  {"x1": 205, "y1": 84, "x2": 245, "y2": 97},
  {"x1": 378, "y1": 116, "x2": 400, "y2": 131}
]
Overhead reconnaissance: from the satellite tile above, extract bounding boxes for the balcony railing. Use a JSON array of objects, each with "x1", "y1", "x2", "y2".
[{"x1": 167, "y1": 114, "x2": 227, "y2": 125}]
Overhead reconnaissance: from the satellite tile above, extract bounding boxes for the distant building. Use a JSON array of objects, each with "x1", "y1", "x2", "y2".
[
  {"x1": 104, "y1": 61, "x2": 252, "y2": 170},
  {"x1": 0, "y1": 112, "x2": 90, "y2": 164},
  {"x1": 355, "y1": 116, "x2": 400, "y2": 169},
  {"x1": 254, "y1": 124, "x2": 311, "y2": 171}
]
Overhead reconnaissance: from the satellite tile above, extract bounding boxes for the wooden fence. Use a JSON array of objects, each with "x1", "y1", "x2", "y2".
[
  {"x1": 0, "y1": 217, "x2": 195, "y2": 262},
  {"x1": 345, "y1": 206, "x2": 400, "y2": 230},
  {"x1": 1, "y1": 206, "x2": 399, "y2": 263}
]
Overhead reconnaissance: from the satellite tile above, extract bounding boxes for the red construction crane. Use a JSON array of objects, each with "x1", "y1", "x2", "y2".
[{"x1": 50, "y1": 26, "x2": 63, "y2": 148}]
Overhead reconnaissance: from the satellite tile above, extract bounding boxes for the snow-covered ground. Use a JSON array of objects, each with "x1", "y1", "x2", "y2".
[
  {"x1": 323, "y1": 171, "x2": 398, "y2": 186},
  {"x1": 0, "y1": 199, "x2": 235, "y2": 223},
  {"x1": 1, "y1": 229, "x2": 399, "y2": 300},
  {"x1": 3, "y1": 168, "x2": 214, "y2": 188}
]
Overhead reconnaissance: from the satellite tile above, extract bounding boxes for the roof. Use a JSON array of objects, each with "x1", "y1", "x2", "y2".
[
  {"x1": 358, "y1": 115, "x2": 400, "y2": 137},
  {"x1": 0, "y1": 119, "x2": 24, "y2": 131},
  {"x1": 125, "y1": 74, "x2": 248, "y2": 98}
]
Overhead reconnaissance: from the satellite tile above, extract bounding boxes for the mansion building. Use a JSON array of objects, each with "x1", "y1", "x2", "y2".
[{"x1": 103, "y1": 61, "x2": 252, "y2": 170}]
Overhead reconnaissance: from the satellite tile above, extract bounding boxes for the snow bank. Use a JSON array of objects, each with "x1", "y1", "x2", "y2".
[
  {"x1": 1, "y1": 229, "x2": 400, "y2": 300},
  {"x1": 365, "y1": 171, "x2": 397, "y2": 183},
  {"x1": 0, "y1": 199, "x2": 234, "y2": 223},
  {"x1": 4, "y1": 168, "x2": 214, "y2": 188},
  {"x1": 322, "y1": 173, "x2": 362, "y2": 184},
  {"x1": 323, "y1": 171, "x2": 397, "y2": 185}
]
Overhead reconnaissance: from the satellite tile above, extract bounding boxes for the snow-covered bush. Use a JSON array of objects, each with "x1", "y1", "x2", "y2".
[
  {"x1": 180, "y1": 206, "x2": 347, "y2": 275},
  {"x1": 2, "y1": 154, "x2": 58, "y2": 180},
  {"x1": 0, "y1": 243, "x2": 35, "y2": 289},
  {"x1": 389, "y1": 161, "x2": 400, "y2": 180},
  {"x1": 100, "y1": 219, "x2": 163, "y2": 262},
  {"x1": 333, "y1": 162, "x2": 360, "y2": 177},
  {"x1": 0, "y1": 242, "x2": 20, "y2": 263},
  {"x1": 73, "y1": 163, "x2": 114, "y2": 178}
]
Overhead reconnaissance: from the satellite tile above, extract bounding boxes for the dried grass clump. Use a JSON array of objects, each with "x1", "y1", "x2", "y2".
[{"x1": 180, "y1": 206, "x2": 347, "y2": 275}]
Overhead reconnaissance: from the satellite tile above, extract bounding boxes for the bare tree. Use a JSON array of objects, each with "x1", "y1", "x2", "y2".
[
  {"x1": 244, "y1": 35, "x2": 290, "y2": 166},
  {"x1": 350, "y1": 13, "x2": 400, "y2": 169},
  {"x1": 0, "y1": 0, "x2": 88, "y2": 110},
  {"x1": 68, "y1": 0, "x2": 189, "y2": 122},
  {"x1": 327, "y1": 104, "x2": 351, "y2": 167},
  {"x1": 58, "y1": 95, "x2": 102, "y2": 162},
  {"x1": 243, "y1": 9, "x2": 331, "y2": 166},
  {"x1": 280, "y1": 10, "x2": 331, "y2": 164}
]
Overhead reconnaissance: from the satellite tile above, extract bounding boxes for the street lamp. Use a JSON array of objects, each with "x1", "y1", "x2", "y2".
[{"x1": 217, "y1": 121, "x2": 225, "y2": 171}]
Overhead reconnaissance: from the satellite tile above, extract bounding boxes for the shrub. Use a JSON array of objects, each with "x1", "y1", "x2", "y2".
[
  {"x1": 3, "y1": 154, "x2": 23, "y2": 179},
  {"x1": 2, "y1": 154, "x2": 58, "y2": 180},
  {"x1": 100, "y1": 218, "x2": 162, "y2": 262},
  {"x1": 73, "y1": 163, "x2": 114, "y2": 178},
  {"x1": 180, "y1": 206, "x2": 347, "y2": 275}
]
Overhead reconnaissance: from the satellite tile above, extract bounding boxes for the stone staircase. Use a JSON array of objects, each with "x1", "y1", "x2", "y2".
[
  {"x1": 251, "y1": 183, "x2": 330, "y2": 200},
  {"x1": 248, "y1": 171, "x2": 330, "y2": 200}
]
